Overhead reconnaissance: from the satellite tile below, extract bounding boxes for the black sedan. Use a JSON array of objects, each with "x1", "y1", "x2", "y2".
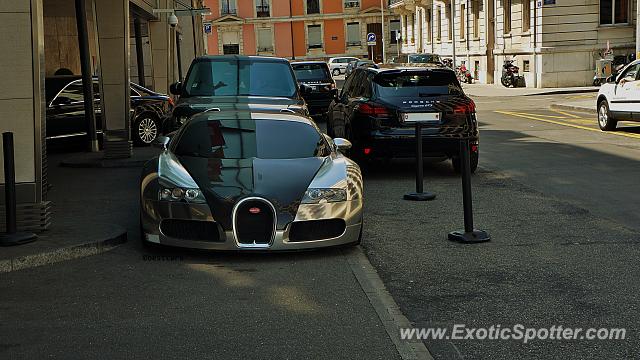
[
  {"x1": 168, "y1": 55, "x2": 310, "y2": 130},
  {"x1": 45, "y1": 76, "x2": 173, "y2": 146},
  {"x1": 291, "y1": 61, "x2": 337, "y2": 119},
  {"x1": 327, "y1": 65, "x2": 479, "y2": 172}
]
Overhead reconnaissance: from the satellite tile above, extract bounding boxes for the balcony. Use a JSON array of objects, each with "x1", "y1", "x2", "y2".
[
  {"x1": 307, "y1": 0, "x2": 320, "y2": 14},
  {"x1": 256, "y1": 4, "x2": 270, "y2": 17},
  {"x1": 344, "y1": 1, "x2": 360, "y2": 9},
  {"x1": 221, "y1": 5, "x2": 236, "y2": 15}
]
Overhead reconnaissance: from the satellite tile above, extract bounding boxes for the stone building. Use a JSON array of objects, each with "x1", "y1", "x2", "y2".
[{"x1": 391, "y1": 0, "x2": 638, "y2": 87}]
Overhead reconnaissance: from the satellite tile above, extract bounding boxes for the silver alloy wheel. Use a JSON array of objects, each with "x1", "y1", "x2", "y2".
[
  {"x1": 138, "y1": 117, "x2": 158, "y2": 144},
  {"x1": 598, "y1": 104, "x2": 608, "y2": 128}
]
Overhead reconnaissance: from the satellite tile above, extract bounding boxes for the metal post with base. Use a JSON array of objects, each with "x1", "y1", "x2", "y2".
[
  {"x1": 404, "y1": 122, "x2": 436, "y2": 201},
  {"x1": 0, "y1": 132, "x2": 37, "y2": 246},
  {"x1": 448, "y1": 138, "x2": 490, "y2": 243}
]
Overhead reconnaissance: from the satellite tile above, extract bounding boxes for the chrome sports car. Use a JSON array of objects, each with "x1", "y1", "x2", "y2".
[{"x1": 140, "y1": 111, "x2": 364, "y2": 250}]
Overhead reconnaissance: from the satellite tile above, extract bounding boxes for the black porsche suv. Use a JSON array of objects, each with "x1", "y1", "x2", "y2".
[
  {"x1": 168, "y1": 55, "x2": 311, "y2": 130},
  {"x1": 327, "y1": 65, "x2": 479, "y2": 172}
]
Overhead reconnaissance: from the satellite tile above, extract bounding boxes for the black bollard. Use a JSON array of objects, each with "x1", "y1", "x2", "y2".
[
  {"x1": 404, "y1": 122, "x2": 436, "y2": 201},
  {"x1": 448, "y1": 138, "x2": 490, "y2": 243},
  {"x1": 0, "y1": 132, "x2": 37, "y2": 246}
]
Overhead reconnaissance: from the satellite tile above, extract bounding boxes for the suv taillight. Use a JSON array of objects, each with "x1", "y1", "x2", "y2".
[
  {"x1": 453, "y1": 101, "x2": 476, "y2": 114},
  {"x1": 358, "y1": 102, "x2": 390, "y2": 117}
]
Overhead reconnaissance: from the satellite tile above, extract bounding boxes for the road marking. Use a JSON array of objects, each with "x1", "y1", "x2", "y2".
[
  {"x1": 495, "y1": 111, "x2": 640, "y2": 139},
  {"x1": 566, "y1": 94, "x2": 595, "y2": 99},
  {"x1": 550, "y1": 109, "x2": 582, "y2": 119}
]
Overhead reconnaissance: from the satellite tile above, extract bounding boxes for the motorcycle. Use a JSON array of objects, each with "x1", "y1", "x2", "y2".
[
  {"x1": 501, "y1": 59, "x2": 521, "y2": 88},
  {"x1": 456, "y1": 63, "x2": 473, "y2": 84}
]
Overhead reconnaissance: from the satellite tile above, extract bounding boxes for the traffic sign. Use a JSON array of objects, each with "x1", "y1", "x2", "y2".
[
  {"x1": 204, "y1": 23, "x2": 212, "y2": 34},
  {"x1": 367, "y1": 33, "x2": 376, "y2": 42}
]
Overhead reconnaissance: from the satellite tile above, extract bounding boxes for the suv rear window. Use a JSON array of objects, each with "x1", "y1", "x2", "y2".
[
  {"x1": 408, "y1": 54, "x2": 442, "y2": 64},
  {"x1": 292, "y1": 63, "x2": 331, "y2": 81},
  {"x1": 373, "y1": 70, "x2": 463, "y2": 97},
  {"x1": 183, "y1": 59, "x2": 298, "y2": 98}
]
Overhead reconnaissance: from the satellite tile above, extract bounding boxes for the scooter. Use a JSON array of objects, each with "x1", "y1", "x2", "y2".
[
  {"x1": 501, "y1": 59, "x2": 521, "y2": 87},
  {"x1": 593, "y1": 54, "x2": 633, "y2": 86},
  {"x1": 456, "y1": 63, "x2": 473, "y2": 84}
]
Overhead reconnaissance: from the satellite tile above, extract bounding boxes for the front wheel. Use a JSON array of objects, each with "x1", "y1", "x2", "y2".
[
  {"x1": 133, "y1": 115, "x2": 161, "y2": 146},
  {"x1": 598, "y1": 100, "x2": 617, "y2": 131},
  {"x1": 501, "y1": 75, "x2": 513, "y2": 87}
]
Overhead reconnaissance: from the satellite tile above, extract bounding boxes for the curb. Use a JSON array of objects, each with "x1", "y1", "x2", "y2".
[
  {"x1": 0, "y1": 228, "x2": 127, "y2": 274},
  {"x1": 550, "y1": 103, "x2": 595, "y2": 114},
  {"x1": 524, "y1": 88, "x2": 599, "y2": 96},
  {"x1": 343, "y1": 247, "x2": 434, "y2": 360}
]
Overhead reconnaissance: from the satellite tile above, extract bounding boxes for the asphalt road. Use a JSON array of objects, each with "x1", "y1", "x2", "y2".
[
  {"x1": 3, "y1": 90, "x2": 639, "y2": 359},
  {"x1": 360, "y1": 94, "x2": 640, "y2": 359}
]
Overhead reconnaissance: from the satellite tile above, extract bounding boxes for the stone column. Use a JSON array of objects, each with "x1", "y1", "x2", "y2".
[
  {"x1": 0, "y1": 0, "x2": 51, "y2": 232},
  {"x1": 636, "y1": 0, "x2": 639, "y2": 59},
  {"x1": 401, "y1": 14, "x2": 407, "y2": 46},
  {"x1": 149, "y1": 0, "x2": 174, "y2": 94},
  {"x1": 94, "y1": 0, "x2": 132, "y2": 159}
]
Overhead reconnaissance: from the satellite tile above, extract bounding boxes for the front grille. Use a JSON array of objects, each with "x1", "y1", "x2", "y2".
[
  {"x1": 234, "y1": 199, "x2": 275, "y2": 245},
  {"x1": 289, "y1": 219, "x2": 346, "y2": 242},
  {"x1": 160, "y1": 219, "x2": 221, "y2": 242}
]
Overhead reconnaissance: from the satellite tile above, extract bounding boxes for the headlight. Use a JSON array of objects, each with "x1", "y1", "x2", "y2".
[
  {"x1": 301, "y1": 188, "x2": 347, "y2": 204},
  {"x1": 159, "y1": 186, "x2": 206, "y2": 203}
]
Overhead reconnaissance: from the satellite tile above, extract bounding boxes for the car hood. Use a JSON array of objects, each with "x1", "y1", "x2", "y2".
[{"x1": 176, "y1": 155, "x2": 324, "y2": 230}]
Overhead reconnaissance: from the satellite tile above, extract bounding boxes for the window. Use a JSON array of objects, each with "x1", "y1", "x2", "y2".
[
  {"x1": 347, "y1": 22, "x2": 361, "y2": 46},
  {"x1": 390, "y1": 20, "x2": 400, "y2": 44},
  {"x1": 522, "y1": 0, "x2": 530, "y2": 31},
  {"x1": 221, "y1": 0, "x2": 236, "y2": 15},
  {"x1": 436, "y1": 7, "x2": 442, "y2": 41},
  {"x1": 504, "y1": 0, "x2": 511, "y2": 33},
  {"x1": 308, "y1": 25, "x2": 322, "y2": 49},
  {"x1": 183, "y1": 59, "x2": 297, "y2": 98},
  {"x1": 307, "y1": 0, "x2": 320, "y2": 14},
  {"x1": 619, "y1": 63, "x2": 640, "y2": 81},
  {"x1": 523, "y1": 60, "x2": 530, "y2": 72},
  {"x1": 53, "y1": 80, "x2": 84, "y2": 104},
  {"x1": 373, "y1": 70, "x2": 464, "y2": 97},
  {"x1": 473, "y1": 0, "x2": 479, "y2": 38},
  {"x1": 292, "y1": 63, "x2": 331, "y2": 81},
  {"x1": 256, "y1": 0, "x2": 270, "y2": 17},
  {"x1": 600, "y1": 0, "x2": 629, "y2": 25},
  {"x1": 345, "y1": 0, "x2": 360, "y2": 9},
  {"x1": 446, "y1": 4, "x2": 452, "y2": 40},
  {"x1": 256, "y1": 28, "x2": 273, "y2": 52},
  {"x1": 460, "y1": 4, "x2": 466, "y2": 39}
]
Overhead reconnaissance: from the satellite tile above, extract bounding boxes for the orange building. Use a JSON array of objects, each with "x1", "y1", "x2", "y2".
[{"x1": 203, "y1": 0, "x2": 400, "y2": 62}]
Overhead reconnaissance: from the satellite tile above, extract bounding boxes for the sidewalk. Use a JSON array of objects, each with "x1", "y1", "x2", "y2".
[
  {"x1": 463, "y1": 82, "x2": 599, "y2": 97},
  {"x1": 0, "y1": 148, "x2": 160, "y2": 273},
  {"x1": 549, "y1": 95, "x2": 597, "y2": 114}
]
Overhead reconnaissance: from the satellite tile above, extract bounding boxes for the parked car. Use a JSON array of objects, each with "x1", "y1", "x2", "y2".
[
  {"x1": 291, "y1": 61, "x2": 337, "y2": 119},
  {"x1": 45, "y1": 76, "x2": 173, "y2": 146},
  {"x1": 596, "y1": 60, "x2": 640, "y2": 131},
  {"x1": 391, "y1": 53, "x2": 443, "y2": 65},
  {"x1": 168, "y1": 55, "x2": 310, "y2": 130},
  {"x1": 345, "y1": 60, "x2": 378, "y2": 77},
  {"x1": 328, "y1": 56, "x2": 359, "y2": 76},
  {"x1": 140, "y1": 110, "x2": 364, "y2": 250},
  {"x1": 327, "y1": 65, "x2": 479, "y2": 172}
]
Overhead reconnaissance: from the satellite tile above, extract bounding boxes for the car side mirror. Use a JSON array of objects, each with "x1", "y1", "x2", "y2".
[
  {"x1": 333, "y1": 138, "x2": 352, "y2": 152},
  {"x1": 154, "y1": 136, "x2": 170, "y2": 150},
  {"x1": 169, "y1": 82, "x2": 182, "y2": 95}
]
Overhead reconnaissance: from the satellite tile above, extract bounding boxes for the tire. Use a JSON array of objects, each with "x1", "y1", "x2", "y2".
[
  {"x1": 597, "y1": 100, "x2": 617, "y2": 131},
  {"x1": 133, "y1": 115, "x2": 161, "y2": 146},
  {"x1": 501, "y1": 75, "x2": 512, "y2": 88},
  {"x1": 593, "y1": 78, "x2": 601, "y2": 86},
  {"x1": 452, "y1": 151, "x2": 479, "y2": 174},
  {"x1": 332, "y1": 68, "x2": 341, "y2": 76}
]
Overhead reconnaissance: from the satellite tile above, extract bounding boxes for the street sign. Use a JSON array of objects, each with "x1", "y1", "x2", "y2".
[
  {"x1": 204, "y1": 23, "x2": 212, "y2": 34},
  {"x1": 367, "y1": 33, "x2": 376, "y2": 43}
]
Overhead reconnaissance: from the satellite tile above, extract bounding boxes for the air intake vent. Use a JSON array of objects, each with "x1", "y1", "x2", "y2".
[
  {"x1": 160, "y1": 219, "x2": 221, "y2": 242},
  {"x1": 289, "y1": 219, "x2": 346, "y2": 242}
]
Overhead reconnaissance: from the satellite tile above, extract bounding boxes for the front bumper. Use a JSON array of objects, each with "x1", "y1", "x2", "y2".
[{"x1": 141, "y1": 198, "x2": 363, "y2": 250}]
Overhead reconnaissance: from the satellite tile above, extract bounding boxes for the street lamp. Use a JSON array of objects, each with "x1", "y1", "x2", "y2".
[{"x1": 381, "y1": 0, "x2": 386, "y2": 63}]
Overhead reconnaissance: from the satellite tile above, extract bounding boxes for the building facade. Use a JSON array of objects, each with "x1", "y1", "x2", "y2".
[
  {"x1": 391, "y1": 0, "x2": 638, "y2": 87},
  {"x1": 0, "y1": 0, "x2": 206, "y2": 232},
  {"x1": 203, "y1": 0, "x2": 401, "y2": 62}
]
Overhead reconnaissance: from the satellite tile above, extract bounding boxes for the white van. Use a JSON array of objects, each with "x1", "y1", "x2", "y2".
[{"x1": 328, "y1": 57, "x2": 359, "y2": 76}]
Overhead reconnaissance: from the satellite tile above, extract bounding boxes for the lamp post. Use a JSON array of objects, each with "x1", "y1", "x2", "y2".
[
  {"x1": 290, "y1": 0, "x2": 295, "y2": 60},
  {"x1": 451, "y1": 0, "x2": 456, "y2": 67},
  {"x1": 636, "y1": 0, "x2": 640, "y2": 60},
  {"x1": 381, "y1": 0, "x2": 386, "y2": 63}
]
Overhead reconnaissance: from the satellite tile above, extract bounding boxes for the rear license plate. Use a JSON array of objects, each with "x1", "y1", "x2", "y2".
[{"x1": 402, "y1": 112, "x2": 441, "y2": 123}]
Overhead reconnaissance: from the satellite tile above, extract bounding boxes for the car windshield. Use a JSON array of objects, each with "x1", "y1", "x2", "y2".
[
  {"x1": 183, "y1": 59, "x2": 298, "y2": 98},
  {"x1": 408, "y1": 54, "x2": 442, "y2": 64},
  {"x1": 373, "y1": 70, "x2": 463, "y2": 97},
  {"x1": 174, "y1": 119, "x2": 331, "y2": 159},
  {"x1": 292, "y1": 63, "x2": 331, "y2": 81}
]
